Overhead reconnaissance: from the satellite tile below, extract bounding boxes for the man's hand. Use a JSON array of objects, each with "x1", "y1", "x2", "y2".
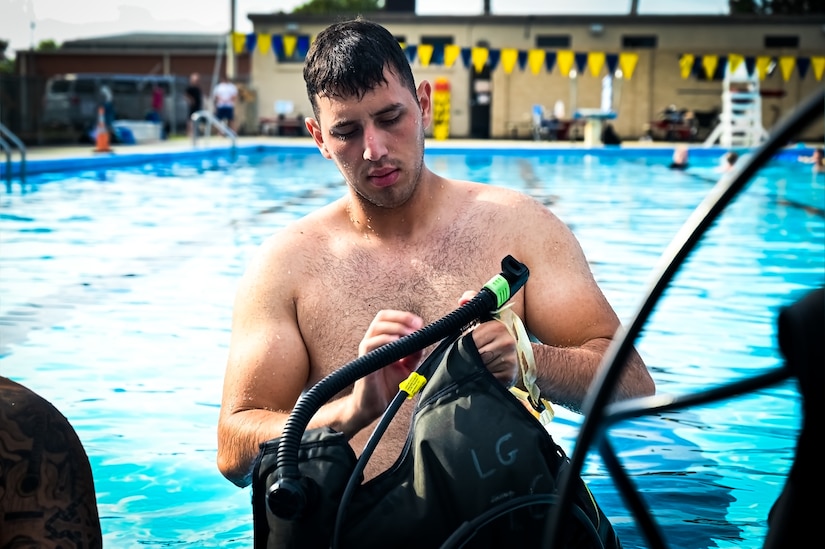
[
  {"x1": 350, "y1": 310, "x2": 425, "y2": 425},
  {"x1": 458, "y1": 292, "x2": 519, "y2": 388}
]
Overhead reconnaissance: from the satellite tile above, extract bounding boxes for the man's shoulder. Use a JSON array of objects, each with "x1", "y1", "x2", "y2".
[{"x1": 466, "y1": 181, "x2": 540, "y2": 207}]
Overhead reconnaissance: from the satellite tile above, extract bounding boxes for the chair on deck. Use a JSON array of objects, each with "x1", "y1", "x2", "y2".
[{"x1": 532, "y1": 104, "x2": 571, "y2": 141}]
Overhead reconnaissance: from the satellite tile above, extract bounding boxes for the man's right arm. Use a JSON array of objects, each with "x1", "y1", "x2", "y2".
[{"x1": 216, "y1": 242, "x2": 395, "y2": 487}]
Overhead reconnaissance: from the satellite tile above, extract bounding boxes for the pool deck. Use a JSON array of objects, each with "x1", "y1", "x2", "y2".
[
  {"x1": 3, "y1": 134, "x2": 814, "y2": 179},
  {"x1": 19, "y1": 135, "x2": 687, "y2": 161}
]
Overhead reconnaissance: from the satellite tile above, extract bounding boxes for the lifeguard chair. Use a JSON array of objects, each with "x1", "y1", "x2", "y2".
[{"x1": 704, "y1": 61, "x2": 768, "y2": 148}]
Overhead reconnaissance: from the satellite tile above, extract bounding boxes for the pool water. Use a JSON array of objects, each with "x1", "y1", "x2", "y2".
[{"x1": 1, "y1": 147, "x2": 823, "y2": 548}]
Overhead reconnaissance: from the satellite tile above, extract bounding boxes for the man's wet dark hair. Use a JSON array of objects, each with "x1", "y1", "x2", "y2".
[{"x1": 303, "y1": 17, "x2": 418, "y2": 118}]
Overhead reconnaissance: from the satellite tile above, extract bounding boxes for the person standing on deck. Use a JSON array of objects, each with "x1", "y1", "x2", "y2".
[
  {"x1": 217, "y1": 17, "x2": 655, "y2": 488},
  {"x1": 211, "y1": 75, "x2": 238, "y2": 132},
  {"x1": 185, "y1": 72, "x2": 204, "y2": 137}
]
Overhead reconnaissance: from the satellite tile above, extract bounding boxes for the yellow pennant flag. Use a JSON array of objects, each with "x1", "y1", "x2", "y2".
[
  {"x1": 702, "y1": 55, "x2": 718, "y2": 80},
  {"x1": 444, "y1": 44, "x2": 461, "y2": 68},
  {"x1": 257, "y1": 33, "x2": 271, "y2": 56},
  {"x1": 778, "y1": 56, "x2": 796, "y2": 82},
  {"x1": 619, "y1": 52, "x2": 638, "y2": 80},
  {"x1": 471, "y1": 46, "x2": 489, "y2": 73},
  {"x1": 588, "y1": 52, "x2": 605, "y2": 77},
  {"x1": 418, "y1": 44, "x2": 434, "y2": 67},
  {"x1": 812, "y1": 56, "x2": 825, "y2": 81},
  {"x1": 500, "y1": 48, "x2": 519, "y2": 74},
  {"x1": 728, "y1": 53, "x2": 744, "y2": 75},
  {"x1": 233, "y1": 32, "x2": 246, "y2": 54},
  {"x1": 557, "y1": 50, "x2": 575, "y2": 77},
  {"x1": 283, "y1": 35, "x2": 297, "y2": 58},
  {"x1": 679, "y1": 54, "x2": 695, "y2": 79},
  {"x1": 527, "y1": 49, "x2": 546, "y2": 75},
  {"x1": 755, "y1": 56, "x2": 772, "y2": 80}
]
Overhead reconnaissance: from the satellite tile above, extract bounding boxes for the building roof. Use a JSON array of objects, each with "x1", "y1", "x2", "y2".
[
  {"x1": 61, "y1": 33, "x2": 227, "y2": 51},
  {"x1": 247, "y1": 12, "x2": 823, "y2": 27}
]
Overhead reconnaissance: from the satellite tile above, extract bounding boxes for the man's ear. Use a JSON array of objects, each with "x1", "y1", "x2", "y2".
[
  {"x1": 417, "y1": 80, "x2": 433, "y2": 130},
  {"x1": 305, "y1": 117, "x2": 331, "y2": 159}
]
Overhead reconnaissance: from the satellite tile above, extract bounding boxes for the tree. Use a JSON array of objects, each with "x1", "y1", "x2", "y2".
[
  {"x1": 292, "y1": 0, "x2": 382, "y2": 15},
  {"x1": 0, "y1": 39, "x2": 11, "y2": 74},
  {"x1": 36, "y1": 39, "x2": 59, "y2": 51},
  {"x1": 729, "y1": 0, "x2": 759, "y2": 12}
]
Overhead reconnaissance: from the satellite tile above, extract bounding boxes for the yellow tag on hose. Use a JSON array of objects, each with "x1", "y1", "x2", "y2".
[
  {"x1": 399, "y1": 372, "x2": 428, "y2": 399},
  {"x1": 494, "y1": 305, "x2": 554, "y2": 424}
]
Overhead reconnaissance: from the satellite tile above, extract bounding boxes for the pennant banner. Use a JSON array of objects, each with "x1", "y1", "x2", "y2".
[
  {"x1": 501, "y1": 48, "x2": 518, "y2": 74},
  {"x1": 544, "y1": 51, "x2": 557, "y2": 74},
  {"x1": 778, "y1": 56, "x2": 796, "y2": 82},
  {"x1": 756, "y1": 56, "x2": 772, "y2": 80},
  {"x1": 811, "y1": 56, "x2": 825, "y2": 81},
  {"x1": 557, "y1": 50, "x2": 574, "y2": 77},
  {"x1": 619, "y1": 53, "x2": 638, "y2": 80},
  {"x1": 588, "y1": 52, "x2": 605, "y2": 77},
  {"x1": 236, "y1": 32, "x2": 818, "y2": 81},
  {"x1": 728, "y1": 53, "x2": 744, "y2": 75},
  {"x1": 418, "y1": 44, "x2": 434, "y2": 67},
  {"x1": 233, "y1": 32, "x2": 246, "y2": 55},
  {"x1": 283, "y1": 35, "x2": 297, "y2": 58},
  {"x1": 702, "y1": 55, "x2": 719, "y2": 80},
  {"x1": 471, "y1": 46, "x2": 489, "y2": 74},
  {"x1": 679, "y1": 53, "x2": 695, "y2": 79},
  {"x1": 528, "y1": 49, "x2": 545, "y2": 76},
  {"x1": 605, "y1": 53, "x2": 618, "y2": 76},
  {"x1": 574, "y1": 52, "x2": 588, "y2": 74},
  {"x1": 488, "y1": 49, "x2": 501, "y2": 73},
  {"x1": 444, "y1": 45, "x2": 461, "y2": 68}
]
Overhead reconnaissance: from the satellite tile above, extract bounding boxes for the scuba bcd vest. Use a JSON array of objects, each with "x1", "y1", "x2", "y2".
[{"x1": 251, "y1": 332, "x2": 621, "y2": 548}]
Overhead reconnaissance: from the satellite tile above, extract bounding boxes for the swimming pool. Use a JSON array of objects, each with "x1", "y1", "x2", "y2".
[{"x1": 1, "y1": 144, "x2": 823, "y2": 548}]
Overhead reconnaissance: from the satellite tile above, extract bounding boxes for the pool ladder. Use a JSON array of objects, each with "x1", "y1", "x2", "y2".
[
  {"x1": 190, "y1": 110, "x2": 237, "y2": 153},
  {"x1": 0, "y1": 122, "x2": 26, "y2": 187}
]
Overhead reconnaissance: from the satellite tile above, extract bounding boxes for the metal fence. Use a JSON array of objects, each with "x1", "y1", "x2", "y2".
[{"x1": 0, "y1": 74, "x2": 50, "y2": 145}]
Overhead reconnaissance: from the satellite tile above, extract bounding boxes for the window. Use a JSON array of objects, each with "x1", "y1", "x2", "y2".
[
  {"x1": 421, "y1": 35, "x2": 452, "y2": 48},
  {"x1": 765, "y1": 35, "x2": 799, "y2": 48},
  {"x1": 50, "y1": 80, "x2": 70, "y2": 93},
  {"x1": 112, "y1": 80, "x2": 138, "y2": 94},
  {"x1": 622, "y1": 35, "x2": 657, "y2": 48},
  {"x1": 74, "y1": 79, "x2": 97, "y2": 93},
  {"x1": 278, "y1": 34, "x2": 312, "y2": 64},
  {"x1": 420, "y1": 35, "x2": 453, "y2": 65},
  {"x1": 536, "y1": 35, "x2": 571, "y2": 49}
]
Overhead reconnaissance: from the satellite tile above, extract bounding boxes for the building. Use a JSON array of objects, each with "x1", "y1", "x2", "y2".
[
  {"x1": 8, "y1": 34, "x2": 251, "y2": 142},
  {"x1": 245, "y1": 11, "x2": 824, "y2": 141},
  {"x1": 4, "y1": 10, "x2": 824, "y2": 144}
]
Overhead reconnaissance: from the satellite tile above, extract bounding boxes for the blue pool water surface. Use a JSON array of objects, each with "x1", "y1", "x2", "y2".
[{"x1": 1, "y1": 145, "x2": 823, "y2": 548}]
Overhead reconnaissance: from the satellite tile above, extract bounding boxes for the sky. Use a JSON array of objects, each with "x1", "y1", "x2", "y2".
[{"x1": 1, "y1": 0, "x2": 731, "y2": 58}]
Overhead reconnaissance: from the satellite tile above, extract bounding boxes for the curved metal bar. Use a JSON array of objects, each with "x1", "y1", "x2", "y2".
[
  {"x1": 190, "y1": 109, "x2": 237, "y2": 153},
  {"x1": 544, "y1": 84, "x2": 825, "y2": 549},
  {"x1": 0, "y1": 122, "x2": 26, "y2": 184}
]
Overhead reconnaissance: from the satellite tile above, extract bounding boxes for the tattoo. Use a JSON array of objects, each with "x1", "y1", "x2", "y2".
[{"x1": 0, "y1": 377, "x2": 102, "y2": 548}]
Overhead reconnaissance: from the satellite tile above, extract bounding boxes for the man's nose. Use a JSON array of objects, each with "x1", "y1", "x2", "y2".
[{"x1": 363, "y1": 126, "x2": 389, "y2": 162}]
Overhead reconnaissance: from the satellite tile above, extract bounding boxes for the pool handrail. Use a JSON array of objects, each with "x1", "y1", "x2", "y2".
[
  {"x1": 190, "y1": 109, "x2": 237, "y2": 153},
  {"x1": 543, "y1": 84, "x2": 825, "y2": 549},
  {"x1": 0, "y1": 122, "x2": 26, "y2": 184}
]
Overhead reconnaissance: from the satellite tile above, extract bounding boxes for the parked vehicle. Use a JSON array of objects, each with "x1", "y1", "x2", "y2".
[{"x1": 42, "y1": 73, "x2": 189, "y2": 141}]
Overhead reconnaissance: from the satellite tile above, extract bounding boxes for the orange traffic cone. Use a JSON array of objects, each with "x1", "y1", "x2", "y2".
[{"x1": 93, "y1": 106, "x2": 112, "y2": 153}]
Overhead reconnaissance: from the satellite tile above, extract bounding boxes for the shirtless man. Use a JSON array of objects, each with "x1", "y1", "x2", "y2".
[{"x1": 217, "y1": 18, "x2": 654, "y2": 488}]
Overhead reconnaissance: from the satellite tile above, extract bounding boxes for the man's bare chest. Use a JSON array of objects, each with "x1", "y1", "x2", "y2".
[{"x1": 295, "y1": 244, "x2": 501, "y2": 379}]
